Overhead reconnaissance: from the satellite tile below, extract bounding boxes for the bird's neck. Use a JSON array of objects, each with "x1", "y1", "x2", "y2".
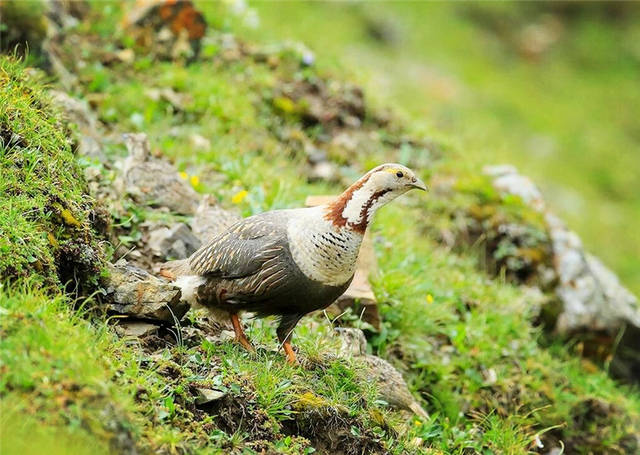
[{"x1": 324, "y1": 175, "x2": 394, "y2": 233}]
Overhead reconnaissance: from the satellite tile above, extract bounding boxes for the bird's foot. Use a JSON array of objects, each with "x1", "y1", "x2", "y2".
[
  {"x1": 230, "y1": 313, "x2": 255, "y2": 353},
  {"x1": 283, "y1": 341, "x2": 297, "y2": 365},
  {"x1": 235, "y1": 334, "x2": 255, "y2": 352}
]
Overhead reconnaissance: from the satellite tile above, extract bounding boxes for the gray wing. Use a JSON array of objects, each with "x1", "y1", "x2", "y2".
[{"x1": 188, "y1": 211, "x2": 291, "y2": 279}]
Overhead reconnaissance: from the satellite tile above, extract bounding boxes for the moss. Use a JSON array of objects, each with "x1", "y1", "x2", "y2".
[
  {"x1": 0, "y1": 57, "x2": 103, "y2": 289},
  {"x1": 422, "y1": 171, "x2": 554, "y2": 286}
]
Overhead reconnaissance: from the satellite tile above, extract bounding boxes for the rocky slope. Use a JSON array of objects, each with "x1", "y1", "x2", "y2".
[{"x1": 1, "y1": 2, "x2": 639, "y2": 454}]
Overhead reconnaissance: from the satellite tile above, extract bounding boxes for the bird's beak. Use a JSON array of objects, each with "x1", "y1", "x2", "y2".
[{"x1": 409, "y1": 177, "x2": 428, "y2": 191}]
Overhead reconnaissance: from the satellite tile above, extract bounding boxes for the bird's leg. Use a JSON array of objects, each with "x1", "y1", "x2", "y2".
[
  {"x1": 276, "y1": 313, "x2": 303, "y2": 365},
  {"x1": 230, "y1": 313, "x2": 254, "y2": 352}
]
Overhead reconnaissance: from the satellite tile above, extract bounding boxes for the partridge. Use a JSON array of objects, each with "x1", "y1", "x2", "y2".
[{"x1": 162, "y1": 163, "x2": 426, "y2": 363}]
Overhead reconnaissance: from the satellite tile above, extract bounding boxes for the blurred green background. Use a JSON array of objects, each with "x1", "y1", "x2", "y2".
[{"x1": 217, "y1": 1, "x2": 640, "y2": 294}]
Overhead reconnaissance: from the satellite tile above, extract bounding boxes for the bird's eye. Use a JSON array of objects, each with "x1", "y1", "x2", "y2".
[{"x1": 396, "y1": 171, "x2": 404, "y2": 178}]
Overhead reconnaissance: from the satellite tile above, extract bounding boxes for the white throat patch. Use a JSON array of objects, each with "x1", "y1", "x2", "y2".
[{"x1": 287, "y1": 207, "x2": 362, "y2": 286}]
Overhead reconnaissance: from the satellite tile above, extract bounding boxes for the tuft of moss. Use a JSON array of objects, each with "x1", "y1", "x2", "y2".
[{"x1": 0, "y1": 57, "x2": 102, "y2": 289}]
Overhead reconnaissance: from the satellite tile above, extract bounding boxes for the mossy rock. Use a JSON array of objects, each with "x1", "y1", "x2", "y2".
[{"x1": 0, "y1": 57, "x2": 103, "y2": 289}]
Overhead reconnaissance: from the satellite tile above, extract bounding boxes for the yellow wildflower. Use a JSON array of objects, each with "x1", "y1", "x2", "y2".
[
  {"x1": 179, "y1": 171, "x2": 188, "y2": 180},
  {"x1": 426, "y1": 294, "x2": 434, "y2": 304},
  {"x1": 414, "y1": 420, "x2": 422, "y2": 426},
  {"x1": 231, "y1": 189, "x2": 248, "y2": 204},
  {"x1": 190, "y1": 175, "x2": 200, "y2": 187}
]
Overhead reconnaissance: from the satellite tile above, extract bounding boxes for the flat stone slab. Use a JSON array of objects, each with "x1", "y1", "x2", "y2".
[
  {"x1": 115, "y1": 321, "x2": 160, "y2": 338},
  {"x1": 104, "y1": 260, "x2": 189, "y2": 323}
]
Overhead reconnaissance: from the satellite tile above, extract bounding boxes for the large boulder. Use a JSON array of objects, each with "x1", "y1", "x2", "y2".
[{"x1": 484, "y1": 165, "x2": 640, "y2": 380}]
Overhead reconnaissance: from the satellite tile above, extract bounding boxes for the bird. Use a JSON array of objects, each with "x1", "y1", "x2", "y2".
[{"x1": 161, "y1": 163, "x2": 427, "y2": 363}]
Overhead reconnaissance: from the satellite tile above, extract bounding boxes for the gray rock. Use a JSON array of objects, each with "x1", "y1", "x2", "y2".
[
  {"x1": 145, "y1": 87, "x2": 191, "y2": 111},
  {"x1": 189, "y1": 133, "x2": 211, "y2": 151},
  {"x1": 486, "y1": 164, "x2": 640, "y2": 380},
  {"x1": 116, "y1": 133, "x2": 200, "y2": 215},
  {"x1": 361, "y1": 354, "x2": 429, "y2": 419},
  {"x1": 309, "y1": 161, "x2": 337, "y2": 183},
  {"x1": 190, "y1": 195, "x2": 241, "y2": 243},
  {"x1": 77, "y1": 134, "x2": 107, "y2": 161},
  {"x1": 334, "y1": 327, "x2": 367, "y2": 357},
  {"x1": 546, "y1": 212, "x2": 640, "y2": 333},
  {"x1": 195, "y1": 388, "x2": 227, "y2": 405},
  {"x1": 483, "y1": 164, "x2": 545, "y2": 212},
  {"x1": 484, "y1": 165, "x2": 640, "y2": 335},
  {"x1": 103, "y1": 260, "x2": 188, "y2": 323},
  {"x1": 147, "y1": 223, "x2": 202, "y2": 260},
  {"x1": 333, "y1": 327, "x2": 428, "y2": 419},
  {"x1": 49, "y1": 90, "x2": 97, "y2": 132}
]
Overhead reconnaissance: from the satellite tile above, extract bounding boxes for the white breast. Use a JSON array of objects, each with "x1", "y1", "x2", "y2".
[{"x1": 287, "y1": 207, "x2": 363, "y2": 287}]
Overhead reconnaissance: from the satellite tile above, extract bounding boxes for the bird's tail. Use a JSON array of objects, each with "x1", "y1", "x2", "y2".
[{"x1": 159, "y1": 259, "x2": 192, "y2": 281}]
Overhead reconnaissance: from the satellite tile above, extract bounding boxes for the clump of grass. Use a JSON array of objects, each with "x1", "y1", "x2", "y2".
[{"x1": 0, "y1": 282, "x2": 135, "y2": 453}]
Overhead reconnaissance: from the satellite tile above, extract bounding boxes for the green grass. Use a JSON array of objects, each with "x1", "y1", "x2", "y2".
[
  {"x1": 1, "y1": 1, "x2": 640, "y2": 453},
  {"x1": 0, "y1": 284, "x2": 131, "y2": 454}
]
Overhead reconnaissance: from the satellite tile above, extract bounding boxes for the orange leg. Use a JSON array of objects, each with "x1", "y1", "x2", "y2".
[
  {"x1": 230, "y1": 313, "x2": 254, "y2": 352},
  {"x1": 283, "y1": 340, "x2": 297, "y2": 365}
]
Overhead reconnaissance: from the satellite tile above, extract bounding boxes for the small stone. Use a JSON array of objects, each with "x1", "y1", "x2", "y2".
[
  {"x1": 115, "y1": 133, "x2": 200, "y2": 214},
  {"x1": 309, "y1": 161, "x2": 336, "y2": 182},
  {"x1": 49, "y1": 90, "x2": 97, "y2": 133},
  {"x1": 195, "y1": 388, "x2": 227, "y2": 405},
  {"x1": 361, "y1": 354, "x2": 429, "y2": 419},
  {"x1": 116, "y1": 48, "x2": 135, "y2": 64},
  {"x1": 483, "y1": 368, "x2": 498, "y2": 385},
  {"x1": 190, "y1": 195, "x2": 242, "y2": 243},
  {"x1": 484, "y1": 164, "x2": 545, "y2": 212},
  {"x1": 307, "y1": 148, "x2": 328, "y2": 165},
  {"x1": 77, "y1": 134, "x2": 106, "y2": 161},
  {"x1": 334, "y1": 327, "x2": 367, "y2": 357},
  {"x1": 189, "y1": 133, "x2": 211, "y2": 151},
  {"x1": 332, "y1": 327, "x2": 428, "y2": 418},
  {"x1": 206, "y1": 330, "x2": 235, "y2": 344},
  {"x1": 145, "y1": 87, "x2": 191, "y2": 111},
  {"x1": 116, "y1": 321, "x2": 159, "y2": 337},
  {"x1": 147, "y1": 223, "x2": 201, "y2": 260}
]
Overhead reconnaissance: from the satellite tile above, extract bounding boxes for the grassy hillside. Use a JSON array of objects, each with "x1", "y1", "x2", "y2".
[{"x1": 1, "y1": 2, "x2": 639, "y2": 454}]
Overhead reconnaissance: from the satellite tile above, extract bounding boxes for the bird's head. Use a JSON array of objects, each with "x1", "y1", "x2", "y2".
[
  {"x1": 325, "y1": 163, "x2": 427, "y2": 233},
  {"x1": 364, "y1": 163, "x2": 428, "y2": 194}
]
